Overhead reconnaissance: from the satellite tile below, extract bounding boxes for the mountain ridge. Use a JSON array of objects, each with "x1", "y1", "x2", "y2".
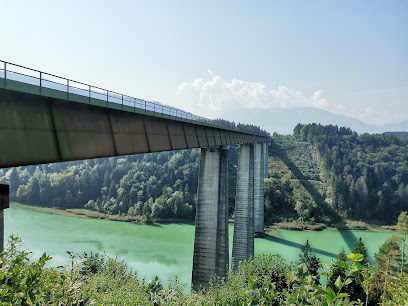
[{"x1": 221, "y1": 107, "x2": 408, "y2": 135}]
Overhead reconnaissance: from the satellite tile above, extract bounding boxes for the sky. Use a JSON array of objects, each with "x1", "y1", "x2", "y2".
[{"x1": 1, "y1": 0, "x2": 407, "y2": 125}]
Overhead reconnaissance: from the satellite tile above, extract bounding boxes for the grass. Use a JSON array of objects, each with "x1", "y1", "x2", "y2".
[{"x1": 269, "y1": 222, "x2": 327, "y2": 231}]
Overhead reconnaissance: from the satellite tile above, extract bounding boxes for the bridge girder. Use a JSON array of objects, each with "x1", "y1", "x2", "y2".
[{"x1": 0, "y1": 79, "x2": 268, "y2": 168}]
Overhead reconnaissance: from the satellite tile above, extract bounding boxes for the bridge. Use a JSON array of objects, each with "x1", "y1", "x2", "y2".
[{"x1": 0, "y1": 60, "x2": 270, "y2": 288}]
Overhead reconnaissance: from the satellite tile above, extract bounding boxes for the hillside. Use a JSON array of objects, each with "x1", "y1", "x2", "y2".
[
  {"x1": 265, "y1": 134, "x2": 338, "y2": 227},
  {"x1": 293, "y1": 124, "x2": 408, "y2": 224},
  {"x1": 222, "y1": 107, "x2": 408, "y2": 135},
  {"x1": 266, "y1": 125, "x2": 408, "y2": 226}
]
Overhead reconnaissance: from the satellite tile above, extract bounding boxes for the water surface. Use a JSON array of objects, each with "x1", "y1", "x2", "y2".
[{"x1": 4, "y1": 203, "x2": 393, "y2": 287}]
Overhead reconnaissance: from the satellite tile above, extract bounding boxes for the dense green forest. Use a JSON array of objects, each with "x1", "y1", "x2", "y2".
[
  {"x1": 293, "y1": 124, "x2": 408, "y2": 223},
  {"x1": 265, "y1": 133, "x2": 338, "y2": 226},
  {"x1": 1, "y1": 150, "x2": 199, "y2": 221},
  {"x1": 1, "y1": 123, "x2": 408, "y2": 226}
]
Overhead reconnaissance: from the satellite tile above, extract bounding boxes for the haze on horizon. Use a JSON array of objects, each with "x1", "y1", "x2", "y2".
[{"x1": 1, "y1": 0, "x2": 407, "y2": 126}]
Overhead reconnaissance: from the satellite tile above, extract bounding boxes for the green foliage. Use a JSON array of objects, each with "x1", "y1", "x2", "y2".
[
  {"x1": 3, "y1": 150, "x2": 200, "y2": 221},
  {"x1": 298, "y1": 240, "x2": 320, "y2": 279},
  {"x1": 293, "y1": 123, "x2": 408, "y2": 223},
  {"x1": 373, "y1": 237, "x2": 402, "y2": 301},
  {"x1": 286, "y1": 252, "x2": 364, "y2": 305},
  {"x1": 267, "y1": 133, "x2": 339, "y2": 225},
  {"x1": 396, "y1": 211, "x2": 408, "y2": 274},
  {"x1": 4, "y1": 236, "x2": 408, "y2": 305},
  {"x1": 352, "y1": 238, "x2": 369, "y2": 266},
  {"x1": 0, "y1": 236, "x2": 90, "y2": 305},
  {"x1": 383, "y1": 273, "x2": 408, "y2": 305},
  {"x1": 374, "y1": 237, "x2": 401, "y2": 276},
  {"x1": 0, "y1": 236, "x2": 53, "y2": 304},
  {"x1": 0, "y1": 237, "x2": 154, "y2": 304}
]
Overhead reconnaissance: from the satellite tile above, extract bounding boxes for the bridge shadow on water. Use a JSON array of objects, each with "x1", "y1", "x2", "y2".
[
  {"x1": 270, "y1": 140, "x2": 358, "y2": 253},
  {"x1": 264, "y1": 234, "x2": 337, "y2": 258},
  {"x1": 333, "y1": 222, "x2": 359, "y2": 253}
]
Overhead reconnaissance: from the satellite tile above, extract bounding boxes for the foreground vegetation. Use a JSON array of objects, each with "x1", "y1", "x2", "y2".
[
  {"x1": 1, "y1": 212, "x2": 407, "y2": 305},
  {"x1": 0, "y1": 239, "x2": 406, "y2": 305}
]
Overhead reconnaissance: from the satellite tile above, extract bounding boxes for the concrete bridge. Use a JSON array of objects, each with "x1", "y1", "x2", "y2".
[{"x1": 0, "y1": 60, "x2": 270, "y2": 288}]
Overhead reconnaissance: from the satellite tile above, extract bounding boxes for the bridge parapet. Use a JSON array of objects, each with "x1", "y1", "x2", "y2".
[{"x1": 0, "y1": 60, "x2": 267, "y2": 137}]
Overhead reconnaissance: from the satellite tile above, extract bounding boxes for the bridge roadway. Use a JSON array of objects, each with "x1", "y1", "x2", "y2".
[{"x1": 0, "y1": 61, "x2": 270, "y2": 288}]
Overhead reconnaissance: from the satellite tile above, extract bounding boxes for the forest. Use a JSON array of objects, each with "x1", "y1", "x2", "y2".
[{"x1": 293, "y1": 123, "x2": 408, "y2": 223}]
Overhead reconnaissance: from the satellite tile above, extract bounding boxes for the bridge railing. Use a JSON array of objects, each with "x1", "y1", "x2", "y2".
[{"x1": 0, "y1": 60, "x2": 258, "y2": 135}]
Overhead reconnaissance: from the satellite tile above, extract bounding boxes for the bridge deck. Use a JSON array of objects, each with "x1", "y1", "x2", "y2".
[{"x1": 0, "y1": 73, "x2": 267, "y2": 168}]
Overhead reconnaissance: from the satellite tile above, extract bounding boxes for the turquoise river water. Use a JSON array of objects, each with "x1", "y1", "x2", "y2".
[{"x1": 4, "y1": 203, "x2": 394, "y2": 287}]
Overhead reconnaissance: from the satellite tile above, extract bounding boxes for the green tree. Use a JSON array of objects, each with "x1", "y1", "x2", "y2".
[
  {"x1": 337, "y1": 248, "x2": 347, "y2": 261},
  {"x1": 374, "y1": 237, "x2": 401, "y2": 298},
  {"x1": 298, "y1": 240, "x2": 320, "y2": 280},
  {"x1": 328, "y1": 249, "x2": 347, "y2": 293},
  {"x1": 9, "y1": 167, "x2": 19, "y2": 196},
  {"x1": 396, "y1": 211, "x2": 408, "y2": 274},
  {"x1": 353, "y1": 237, "x2": 369, "y2": 266}
]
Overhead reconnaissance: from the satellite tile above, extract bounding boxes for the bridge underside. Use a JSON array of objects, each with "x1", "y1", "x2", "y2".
[{"x1": 0, "y1": 80, "x2": 266, "y2": 168}]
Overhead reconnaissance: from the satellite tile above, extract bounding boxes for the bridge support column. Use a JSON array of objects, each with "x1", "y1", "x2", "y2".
[
  {"x1": 254, "y1": 143, "x2": 265, "y2": 235},
  {"x1": 232, "y1": 143, "x2": 254, "y2": 268},
  {"x1": 192, "y1": 147, "x2": 229, "y2": 288},
  {"x1": 264, "y1": 142, "x2": 269, "y2": 178},
  {"x1": 0, "y1": 184, "x2": 10, "y2": 253}
]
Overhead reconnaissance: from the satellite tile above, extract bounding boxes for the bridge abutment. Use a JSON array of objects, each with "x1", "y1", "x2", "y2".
[
  {"x1": 232, "y1": 143, "x2": 255, "y2": 267},
  {"x1": 192, "y1": 147, "x2": 229, "y2": 288}
]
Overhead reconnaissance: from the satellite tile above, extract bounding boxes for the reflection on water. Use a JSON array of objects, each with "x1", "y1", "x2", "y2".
[{"x1": 5, "y1": 203, "x2": 393, "y2": 288}]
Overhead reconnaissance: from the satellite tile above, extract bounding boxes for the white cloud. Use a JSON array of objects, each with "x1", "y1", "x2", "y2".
[
  {"x1": 173, "y1": 71, "x2": 404, "y2": 124},
  {"x1": 174, "y1": 71, "x2": 341, "y2": 118}
]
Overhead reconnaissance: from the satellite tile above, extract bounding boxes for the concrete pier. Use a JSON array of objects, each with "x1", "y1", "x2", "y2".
[
  {"x1": 192, "y1": 147, "x2": 229, "y2": 288},
  {"x1": 254, "y1": 143, "x2": 265, "y2": 235},
  {"x1": 232, "y1": 144, "x2": 254, "y2": 267},
  {"x1": 264, "y1": 142, "x2": 269, "y2": 178},
  {"x1": 0, "y1": 184, "x2": 10, "y2": 253}
]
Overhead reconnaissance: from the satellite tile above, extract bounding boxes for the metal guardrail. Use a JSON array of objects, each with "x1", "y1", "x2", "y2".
[{"x1": 0, "y1": 60, "x2": 256, "y2": 134}]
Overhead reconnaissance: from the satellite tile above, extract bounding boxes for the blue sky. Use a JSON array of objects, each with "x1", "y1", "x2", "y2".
[{"x1": 1, "y1": 0, "x2": 407, "y2": 124}]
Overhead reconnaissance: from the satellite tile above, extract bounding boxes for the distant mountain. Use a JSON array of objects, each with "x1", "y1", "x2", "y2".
[{"x1": 221, "y1": 107, "x2": 408, "y2": 135}]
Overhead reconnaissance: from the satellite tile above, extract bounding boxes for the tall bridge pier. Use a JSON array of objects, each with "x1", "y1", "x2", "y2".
[
  {"x1": 192, "y1": 141, "x2": 269, "y2": 287},
  {"x1": 254, "y1": 142, "x2": 265, "y2": 235},
  {"x1": 192, "y1": 147, "x2": 229, "y2": 288},
  {"x1": 232, "y1": 143, "x2": 255, "y2": 266}
]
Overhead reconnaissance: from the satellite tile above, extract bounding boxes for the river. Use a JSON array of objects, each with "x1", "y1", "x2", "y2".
[{"x1": 4, "y1": 203, "x2": 394, "y2": 288}]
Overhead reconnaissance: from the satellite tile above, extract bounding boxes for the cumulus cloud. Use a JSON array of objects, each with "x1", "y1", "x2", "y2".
[
  {"x1": 175, "y1": 71, "x2": 342, "y2": 118},
  {"x1": 173, "y1": 71, "x2": 405, "y2": 124}
]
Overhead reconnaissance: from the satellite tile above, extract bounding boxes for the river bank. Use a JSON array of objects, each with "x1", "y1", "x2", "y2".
[
  {"x1": 11, "y1": 202, "x2": 396, "y2": 232},
  {"x1": 10, "y1": 202, "x2": 193, "y2": 224},
  {"x1": 269, "y1": 219, "x2": 396, "y2": 232}
]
